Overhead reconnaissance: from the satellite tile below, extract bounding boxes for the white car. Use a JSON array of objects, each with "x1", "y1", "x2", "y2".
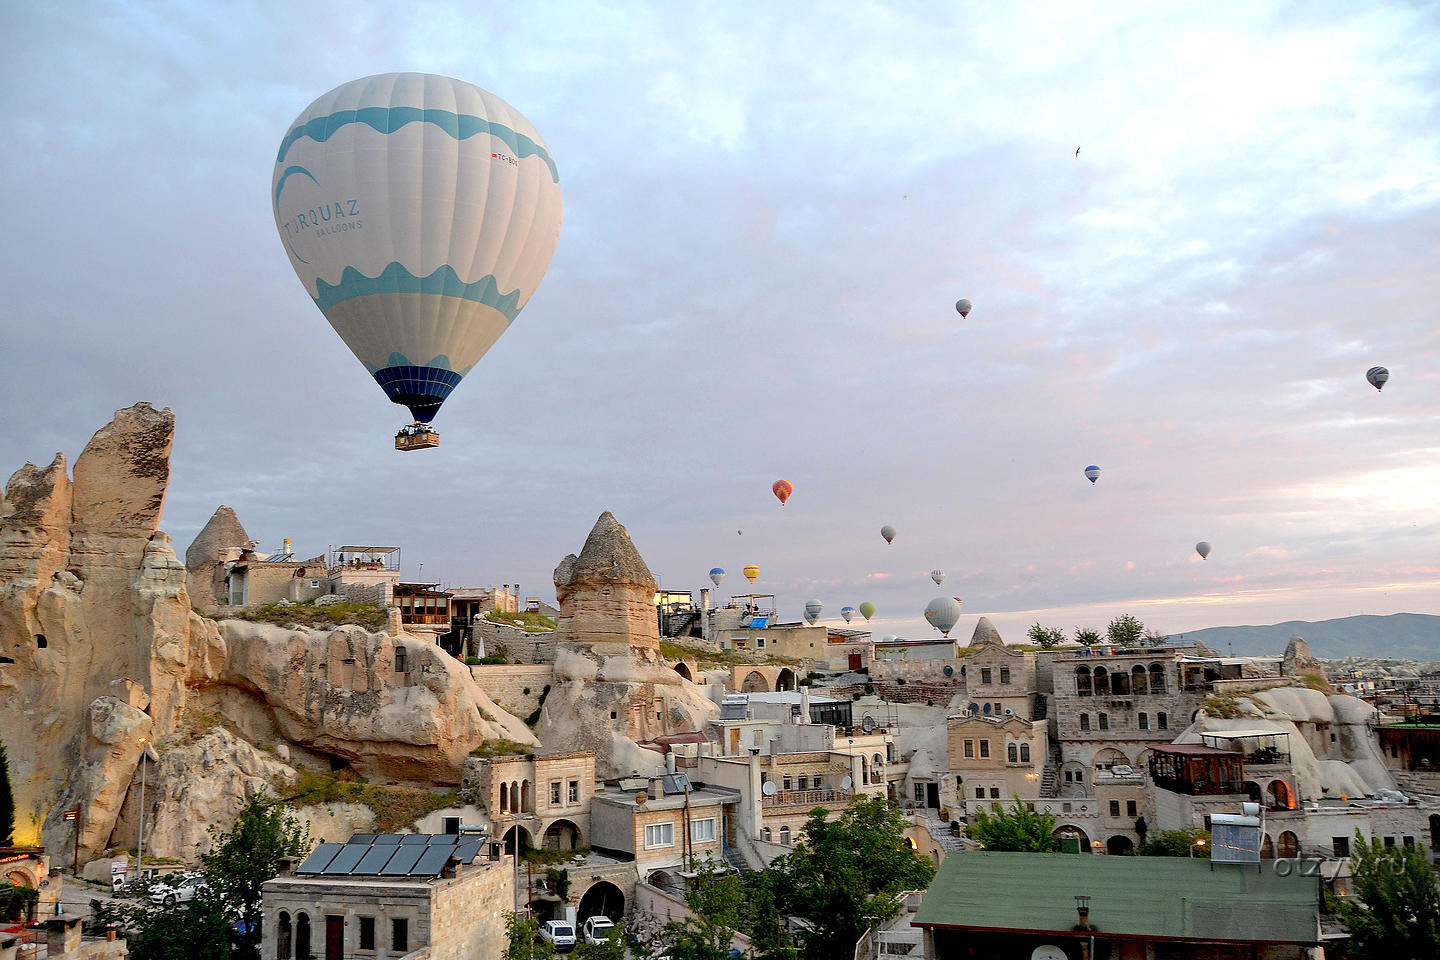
[
  {"x1": 582, "y1": 915, "x2": 615, "y2": 944},
  {"x1": 149, "y1": 875, "x2": 207, "y2": 906},
  {"x1": 538, "y1": 920, "x2": 577, "y2": 953}
]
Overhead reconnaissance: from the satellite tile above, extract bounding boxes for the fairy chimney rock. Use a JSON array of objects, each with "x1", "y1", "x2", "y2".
[
  {"x1": 553, "y1": 511, "x2": 659, "y2": 653},
  {"x1": 1282, "y1": 633, "x2": 1325, "y2": 679},
  {"x1": 184, "y1": 505, "x2": 250, "y2": 610},
  {"x1": 970, "y1": 616, "x2": 1004, "y2": 647}
]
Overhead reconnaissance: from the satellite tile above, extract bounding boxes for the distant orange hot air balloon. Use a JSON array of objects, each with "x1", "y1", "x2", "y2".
[
  {"x1": 772, "y1": 479, "x2": 793, "y2": 505},
  {"x1": 743, "y1": 564, "x2": 760, "y2": 583}
]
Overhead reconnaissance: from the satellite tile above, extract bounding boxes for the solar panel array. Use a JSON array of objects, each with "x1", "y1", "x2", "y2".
[{"x1": 295, "y1": 833, "x2": 486, "y2": 878}]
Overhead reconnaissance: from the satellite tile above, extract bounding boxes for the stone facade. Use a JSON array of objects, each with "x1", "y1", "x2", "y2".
[
  {"x1": 468, "y1": 664, "x2": 555, "y2": 717},
  {"x1": 946, "y1": 714, "x2": 1047, "y2": 812},
  {"x1": 589, "y1": 784, "x2": 736, "y2": 877},
  {"x1": 959, "y1": 643, "x2": 1036, "y2": 719},
  {"x1": 468, "y1": 751, "x2": 596, "y2": 850}
]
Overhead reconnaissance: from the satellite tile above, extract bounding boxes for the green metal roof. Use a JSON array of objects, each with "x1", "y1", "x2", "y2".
[{"x1": 913, "y1": 853, "x2": 1320, "y2": 944}]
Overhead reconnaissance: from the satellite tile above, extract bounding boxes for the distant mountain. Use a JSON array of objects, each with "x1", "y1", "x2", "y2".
[{"x1": 1174, "y1": 613, "x2": 1440, "y2": 660}]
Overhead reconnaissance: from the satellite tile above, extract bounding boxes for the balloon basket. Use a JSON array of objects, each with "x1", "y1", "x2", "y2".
[{"x1": 395, "y1": 425, "x2": 440, "y2": 451}]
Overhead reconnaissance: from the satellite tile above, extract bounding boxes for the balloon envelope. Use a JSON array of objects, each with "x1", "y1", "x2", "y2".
[
  {"x1": 709, "y1": 567, "x2": 726, "y2": 586},
  {"x1": 880, "y1": 524, "x2": 896, "y2": 543},
  {"x1": 273, "y1": 73, "x2": 563, "y2": 424},
  {"x1": 840, "y1": 606, "x2": 856, "y2": 623},
  {"x1": 924, "y1": 596, "x2": 962, "y2": 636},
  {"x1": 858, "y1": 601, "x2": 876, "y2": 621},
  {"x1": 743, "y1": 564, "x2": 759, "y2": 583},
  {"x1": 1084, "y1": 465, "x2": 1101, "y2": 483},
  {"x1": 955, "y1": 298, "x2": 972, "y2": 318},
  {"x1": 772, "y1": 479, "x2": 794, "y2": 505},
  {"x1": 804, "y1": 599, "x2": 824, "y2": 622},
  {"x1": 930, "y1": 569, "x2": 947, "y2": 585},
  {"x1": 1367, "y1": 366, "x2": 1389, "y2": 391},
  {"x1": 1195, "y1": 542, "x2": 1211, "y2": 560}
]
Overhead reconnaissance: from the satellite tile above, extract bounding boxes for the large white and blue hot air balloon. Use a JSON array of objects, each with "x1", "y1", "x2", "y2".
[
  {"x1": 272, "y1": 74, "x2": 563, "y2": 448},
  {"x1": 804, "y1": 599, "x2": 823, "y2": 624},
  {"x1": 709, "y1": 567, "x2": 726, "y2": 587},
  {"x1": 840, "y1": 605, "x2": 856, "y2": 623}
]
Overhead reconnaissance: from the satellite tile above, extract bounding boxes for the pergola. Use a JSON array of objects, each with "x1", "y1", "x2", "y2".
[{"x1": 1148, "y1": 743, "x2": 1245, "y2": 795}]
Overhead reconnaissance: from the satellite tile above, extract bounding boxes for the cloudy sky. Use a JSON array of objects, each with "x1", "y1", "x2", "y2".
[{"x1": 3, "y1": 1, "x2": 1439, "y2": 644}]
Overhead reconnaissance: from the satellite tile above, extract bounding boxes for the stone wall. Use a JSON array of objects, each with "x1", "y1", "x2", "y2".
[
  {"x1": 870, "y1": 657, "x2": 963, "y2": 682},
  {"x1": 473, "y1": 619, "x2": 555, "y2": 664},
  {"x1": 468, "y1": 664, "x2": 555, "y2": 717},
  {"x1": 430, "y1": 858, "x2": 514, "y2": 960}
]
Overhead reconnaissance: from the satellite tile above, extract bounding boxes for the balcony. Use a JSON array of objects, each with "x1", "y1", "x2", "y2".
[{"x1": 763, "y1": 788, "x2": 853, "y2": 808}]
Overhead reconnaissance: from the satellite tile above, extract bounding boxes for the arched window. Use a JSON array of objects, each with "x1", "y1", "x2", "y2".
[
  {"x1": 1075, "y1": 667, "x2": 1092, "y2": 696},
  {"x1": 1111, "y1": 669, "x2": 1129, "y2": 695},
  {"x1": 295, "y1": 913, "x2": 311, "y2": 960},
  {"x1": 761, "y1": 827, "x2": 772, "y2": 842},
  {"x1": 983, "y1": 703, "x2": 992, "y2": 715},
  {"x1": 1007, "y1": 743, "x2": 1018, "y2": 763},
  {"x1": 1020, "y1": 743, "x2": 1031, "y2": 763},
  {"x1": 522, "y1": 779, "x2": 531, "y2": 812},
  {"x1": 1093, "y1": 667, "x2": 1110, "y2": 695},
  {"x1": 780, "y1": 825, "x2": 791, "y2": 845},
  {"x1": 1278, "y1": 831, "x2": 1299, "y2": 858},
  {"x1": 1149, "y1": 663, "x2": 1166, "y2": 694},
  {"x1": 1131, "y1": 665, "x2": 1148, "y2": 695},
  {"x1": 1079, "y1": 713, "x2": 1091, "y2": 731},
  {"x1": 1157, "y1": 712, "x2": 1168, "y2": 730},
  {"x1": 277, "y1": 912, "x2": 292, "y2": 960}
]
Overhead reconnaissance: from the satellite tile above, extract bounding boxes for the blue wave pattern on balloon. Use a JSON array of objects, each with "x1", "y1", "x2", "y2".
[
  {"x1": 276, "y1": 107, "x2": 560, "y2": 182},
  {"x1": 314, "y1": 263, "x2": 523, "y2": 321}
]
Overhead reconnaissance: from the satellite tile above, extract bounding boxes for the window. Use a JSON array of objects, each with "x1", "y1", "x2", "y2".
[
  {"x1": 551, "y1": 782, "x2": 562, "y2": 805},
  {"x1": 1000, "y1": 667, "x2": 1011, "y2": 684},
  {"x1": 1157, "y1": 712, "x2": 1168, "y2": 730},
  {"x1": 1110, "y1": 801, "x2": 1120, "y2": 817},
  {"x1": 568, "y1": 780, "x2": 580, "y2": 804},
  {"x1": 359, "y1": 916, "x2": 375, "y2": 951},
  {"x1": 757, "y1": 637, "x2": 766, "y2": 649},
  {"x1": 975, "y1": 787, "x2": 985, "y2": 798},
  {"x1": 691, "y1": 818, "x2": 717, "y2": 843},
  {"x1": 392, "y1": 918, "x2": 409, "y2": 952},
  {"x1": 394, "y1": 646, "x2": 408, "y2": 672},
  {"x1": 780, "y1": 825, "x2": 791, "y2": 845},
  {"x1": 981, "y1": 668, "x2": 993, "y2": 684},
  {"x1": 1075, "y1": 667, "x2": 1092, "y2": 696},
  {"x1": 1149, "y1": 663, "x2": 1166, "y2": 693},
  {"x1": 1062, "y1": 802, "x2": 1072, "y2": 814},
  {"x1": 761, "y1": 827, "x2": 771, "y2": 841},
  {"x1": 1332, "y1": 836, "x2": 1350, "y2": 858},
  {"x1": 1138, "y1": 713, "x2": 1148, "y2": 730},
  {"x1": 964, "y1": 739, "x2": 974, "y2": 758},
  {"x1": 797, "y1": 776, "x2": 808, "y2": 790},
  {"x1": 1127, "y1": 800, "x2": 1137, "y2": 817},
  {"x1": 1383, "y1": 836, "x2": 1395, "y2": 848},
  {"x1": 784, "y1": 778, "x2": 794, "y2": 791},
  {"x1": 1080, "y1": 714, "x2": 1091, "y2": 731},
  {"x1": 1404, "y1": 836, "x2": 1415, "y2": 849},
  {"x1": 1098, "y1": 713, "x2": 1109, "y2": 731},
  {"x1": 989, "y1": 787, "x2": 1000, "y2": 799},
  {"x1": 979, "y1": 740, "x2": 990, "y2": 758},
  {"x1": 278, "y1": 912, "x2": 292, "y2": 960},
  {"x1": 914, "y1": 783, "x2": 925, "y2": 802},
  {"x1": 1020, "y1": 743, "x2": 1030, "y2": 763},
  {"x1": 1064, "y1": 771, "x2": 1073, "y2": 783},
  {"x1": 644, "y1": 822, "x2": 675, "y2": 848},
  {"x1": 1007, "y1": 744, "x2": 1018, "y2": 763}
]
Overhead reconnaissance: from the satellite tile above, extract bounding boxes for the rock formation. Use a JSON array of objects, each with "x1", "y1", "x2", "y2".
[
  {"x1": 1282, "y1": 633, "x2": 1326, "y2": 679},
  {"x1": 968, "y1": 616, "x2": 1004, "y2": 647},
  {"x1": 184, "y1": 505, "x2": 249, "y2": 610},
  {"x1": 552, "y1": 511, "x2": 659, "y2": 655}
]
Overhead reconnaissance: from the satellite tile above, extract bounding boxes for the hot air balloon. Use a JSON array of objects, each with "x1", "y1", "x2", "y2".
[
  {"x1": 1084, "y1": 465, "x2": 1101, "y2": 484},
  {"x1": 1367, "y1": 366, "x2": 1389, "y2": 391},
  {"x1": 743, "y1": 564, "x2": 759, "y2": 583},
  {"x1": 772, "y1": 479, "x2": 794, "y2": 505},
  {"x1": 930, "y1": 569, "x2": 947, "y2": 585},
  {"x1": 804, "y1": 599, "x2": 823, "y2": 624},
  {"x1": 955, "y1": 298, "x2": 972, "y2": 318},
  {"x1": 880, "y1": 525, "x2": 896, "y2": 544},
  {"x1": 840, "y1": 605, "x2": 856, "y2": 623},
  {"x1": 924, "y1": 596, "x2": 962, "y2": 637},
  {"x1": 1195, "y1": 542, "x2": 1211, "y2": 560},
  {"x1": 272, "y1": 73, "x2": 563, "y2": 451},
  {"x1": 858, "y1": 601, "x2": 876, "y2": 621},
  {"x1": 709, "y1": 567, "x2": 726, "y2": 586}
]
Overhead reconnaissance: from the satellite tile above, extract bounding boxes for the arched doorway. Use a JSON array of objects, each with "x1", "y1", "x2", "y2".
[
  {"x1": 674, "y1": 663, "x2": 693, "y2": 682},
  {"x1": 578, "y1": 880, "x2": 625, "y2": 923},
  {"x1": 1243, "y1": 781, "x2": 1263, "y2": 805},
  {"x1": 502, "y1": 825, "x2": 533, "y2": 856},
  {"x1": 544, "y1": 819, "x2": 582, "y2": 851},
  {"x1": 1054, "y1": 825, "x2": 1091, "y2": 852},
  {"x1": 1430, "y1": 815, "x2": 1440, "y2": 851},
  {"x1": 1261, "y1": 834, "x2": 1275, "y2": 859},
  {"x1": 648, "y1": 870, "x2": 680, "y2": 894},
  {"x1": 1106, "y1": 835, "x2": 1134, "y2": 856},
  {"x1": 776, "y1": 668, "x2": 796, "y2": 691},
  {"x1": 741, "y1": 671, "x2": 768, "y2": 693},
  {"x1": 1267, "y1": 780, "x2": 1294, "y2": 810},
  {"x1": 1093, "y1": 748, "x2": 1128, "y2": 772},
  {"x1": 1278, "y1": 831, "x2": 1299, "y2": 858},
  {"x1": 295, "y1": 913, "x2": 311, "y2": 960}
]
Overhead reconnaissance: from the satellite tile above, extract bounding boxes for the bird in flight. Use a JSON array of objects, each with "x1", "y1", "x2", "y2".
[{"x1": 1074, "y1": 146, "x2": 1081, "y2": 158}]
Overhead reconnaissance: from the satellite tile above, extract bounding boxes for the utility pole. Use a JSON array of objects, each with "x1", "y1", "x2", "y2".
[{"x1": 136, "y1": 737, "x2": 148, "y2": 882}]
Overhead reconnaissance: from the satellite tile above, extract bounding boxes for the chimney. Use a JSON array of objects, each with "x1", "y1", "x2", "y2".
[
  {"x1": 1075, "y1": 895, "x2": 1091, "y2": 931},
  {"x1": 800, "y1": 685, "x2": 812, "y2": 724},
  {"x1": 283, "y1": 538, "x2": 292, "y2": 555},
  {"x1": 666, "y1": 753, "x2": 677, "y2": 775}
]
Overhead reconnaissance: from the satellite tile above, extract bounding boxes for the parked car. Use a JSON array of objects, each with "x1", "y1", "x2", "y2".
[
  {"x1": 582, "y1": 915, "x2": 615, "y2": 944},
  {"x1": 538, "y1": 920, "x2": 577, "y2": 953},
  {"x1": 148, "y1": 875, "x2": 207, "y2": 906}
]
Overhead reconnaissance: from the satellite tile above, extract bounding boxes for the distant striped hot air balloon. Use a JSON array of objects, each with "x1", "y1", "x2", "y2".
[
  {"x1": 1367, "y1": 366, "x2": 1389, "y2": 391},
  {"x1": 804, "y1": 599, "x2": 823, "y2": 624},
  {"x1": 840, "y1": 605, "x2": 856, "y2": 623},
  {"x1": 930, "y1": 569, "x2": 947, "y2": 585},
  {"x1": 924, "y1": 596, "x2": 962, "y2": 637},
  {"x1": 1084, "y1": 465, "x2": 1101, "y2": 484},
  {"x1": 773, "y1": 479, "x2": 794, "y2": 505},
  {"x1": 880, "y1": 525, "x2": 896, "y2": 544},
  {"x1": 709, "y1": 567, "x2": 726, "y2": 586},
  {"x1": 743, "y1": 564, "x2": 759, "y2": 583}
]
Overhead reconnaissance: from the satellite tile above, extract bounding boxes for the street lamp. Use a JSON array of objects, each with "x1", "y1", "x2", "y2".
[
  {"x1": 136, "y1": 737, "x2": 148, "y2": 881},
  {"x1": 1191, "y1": 837, "x2": 1207, "y2": 858}
]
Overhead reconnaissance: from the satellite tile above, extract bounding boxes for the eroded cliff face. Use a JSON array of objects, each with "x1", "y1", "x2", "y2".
[{"x1": 0, "y1": 404, "x2": 534, "y2": 865}]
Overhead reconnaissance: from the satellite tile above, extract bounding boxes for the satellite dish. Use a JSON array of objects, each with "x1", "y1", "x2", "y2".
[
  {"x1": 943, "y1": 664, "x2": 955, "y2": 677},
  {"x1": 841, "y1": 776, "x2": 853, "y2": 790},
  {"x1": 861, "y1": 715, "x2": 878, "y2": 733},
  {"x1": 1032, "y1": 946, "x2": 1067, "y2": 960},
  {"x1": 762, "y1": 781, "x2": 777, "y2": 796}
]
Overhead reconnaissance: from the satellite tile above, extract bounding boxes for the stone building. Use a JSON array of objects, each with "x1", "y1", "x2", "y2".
[
  {"x1": 945, "y1": 713, "x2": 1047, "y2": 813},
  {"x1": 958, "y1": 619, "x2": 1037, "y2": 720},
  {"x1": 588, "y1": 778, "x2": 741, "y2": 886},
  {"x1": 467, "y1": 751, "x2": 597, "y2": 852},
  {"x1": 262, "y1": 833, "x2": 513, "y2": 960}
]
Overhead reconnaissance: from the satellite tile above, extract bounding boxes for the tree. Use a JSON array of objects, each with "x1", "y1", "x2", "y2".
[
  {"x1": 1142, "y1": 628, "x2": 1170, "y2": 647},
  {"x1": 201, "y1": 793, "x2": 312, "y2": 960},
  {"x1": 763, "y1": 795, "x2": 936, "y2": 960},
  {"x1": 1026, "y1": 623, "x2": 1065, "y2": 649},
  {"x1": 503, "y1": 911, "x2": 555, "y2": 960},
  {"x1": 0, "y1": 739, "x2": 13, "y2": 846},
  {"x1": 1106, "y1": 615, "x2": 1144, "y2": 647},
  {"x1": 1138, "y1": 828, "x2": 1209, "y2": 858},
  {"x1": 664, "y1": 861, "x2": 745, "y2": 960},
  {"x1": 965, "y1": 799, "x2": 1060, "y2": 852},
  {"x1": 573, "y1": 925, "x2": 626, "y2": 960},
  {"x1": 1332, "y1": 830, "x2": 1440, "y2": 959},
  {"x1": 1073, "y1": 627, "x2": 1101, "y2": 647},
  {"x1": 1133, "y1": 816, "x2": 1148, "y2": 848}
]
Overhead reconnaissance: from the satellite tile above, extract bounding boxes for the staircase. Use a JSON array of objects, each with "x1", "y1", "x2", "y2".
[
  {"x1": 922, "y1": 810, "x2": 967, "y2": 853},
  {"x1": 1040, "y1": 762, "x2": 1059, "y2": 798},
  {"x1": 722, "y1": 839, "x2": 752, "y2": 874}
]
